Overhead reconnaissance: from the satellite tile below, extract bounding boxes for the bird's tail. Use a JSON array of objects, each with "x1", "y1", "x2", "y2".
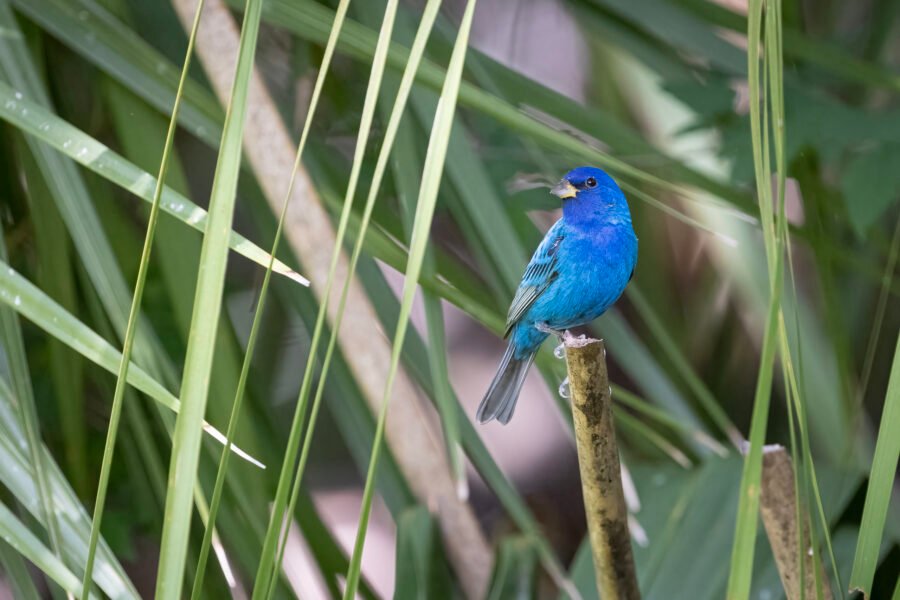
[{"x1": 477, "y1": 343, "x2": 536, "y2": 425}]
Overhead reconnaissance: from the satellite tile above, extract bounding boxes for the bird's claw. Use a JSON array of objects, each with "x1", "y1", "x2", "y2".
[{"x1": 535, "y1": 321, "x2": 565, "y2": 342}]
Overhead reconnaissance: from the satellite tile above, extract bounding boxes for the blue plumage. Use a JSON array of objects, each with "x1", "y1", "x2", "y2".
[{"x1": 477, "y1": 166, "x2": 638, "y2": 424}]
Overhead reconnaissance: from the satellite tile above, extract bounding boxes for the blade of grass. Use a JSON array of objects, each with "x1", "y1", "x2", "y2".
[
  {"x1": 0, "y1": 501, "x2": 82, "y2": 598},
  {"x1": 394, "y1": 505, "x2": 454, "y2": 600},
  {"x1": 849, "y1": 332, "x2": 900, "y2": 598},
  {"x1": 626, "y1": 285, "x2": 741, "y2": 448},
  {"x1": 384, "y1": 78, "x2": 466, "y2": 495},
  {"x1": 613, "y1": 386, "x2": 729, "y2": 457},
  {"x1": 726, "y1": 0, "x2": 789, "y2": 596},
  {"x1": 0, "y1": 379, "x2": 140, "y2": 599},
  {"x1": 154, "y1": 0, "x2": 263, "y2": 596},
  {"x1": 241, "y1": 0, "x2": 356, "y2": 595},
  {"x1": 422, "y1": 291, "x2": 466, "y2": 494},
  {"x1": 769, "y1": 0, "x2": 841, "y2": 591},
  {"x1": 0, "y1": 253, "x2": 69, "y2": 598},
  {"x1": 674, "y1": 0, "x2": 900, "y2": 93},
  {"x1": 770, "y1": 2, "x2": 841, "y2": 595},
  {"x1": 265, "y1": 3, "x2": 446, "y2": 594},
  {"x1": 0, "y1": 259, "x2": 261, "y2": 465},
  {"x1": 190, "y1": 0, "x2": 361, "y2": 593},
  {"x1": 10, "y1": 0, "x2": 224, "y2": 145},
  {"x1": 486, "y1": 537, "x2": 540, "y2": 600},
  {"x1": 856, "y1": 213, "x2": 900, "y2": 412},
  {"x1": 345, "y1": 235, "x2": 577, "y2": 595},
  {"x1": 103, "y1": 78, "x2": 263, "y2": 425},
  {"x1": 16, "y1": 137, "x2": 88, "y2": 500},
  {"x1": 103, "y1": 78, "x2": 301, "y2": 588},
  {"x1": 0, "y1": 0, "x2": 173, "y2": 386},
  {"x1": 74, "y1": 246, "x2": 262, "y2": 595},
  {"x1": 0, "y1": 6, "x2": 69, "y2": 589},
  {"x1": 343, "y1": 1, "x2": 477, "y2": 596},
  {"x1": 81, "y1": 0, "x2": 206, "y2": 591},
  {"x1": 0, "y1": 80, "x2": 304, "y2": 284},
  {"x1": 244, "y1": 0, "x2": 749, "y2": 209},
  {"x1": 0, "y1": 538, "x2": 41, "y2": 600},
  {"x1": 782, "y1": 321, "x2": 840, "y2": 598},
  {"x1": 614, "y1": 408, "x2": 693, "y2": 467}
]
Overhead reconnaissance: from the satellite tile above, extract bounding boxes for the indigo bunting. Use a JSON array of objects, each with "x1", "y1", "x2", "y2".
[{"x1": 477, "y1": 166, "x2": 638, "y2": 424}]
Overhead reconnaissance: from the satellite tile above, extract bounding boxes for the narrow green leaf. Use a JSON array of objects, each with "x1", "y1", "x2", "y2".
[
  {"x1": 189, "y1": 0, "x2": 369, "y2": 592},
  {"x1": 394, "y1": 506, "x2": 453, "y2": 600},
  {"x1": 858, "y1": 214, "x2": 900, "y2": 406},
  {"x1": 0, "y1": 259, "x2": 261, "y2": 466},
  {"x1": 343, "y1": 1, "x2": 477, "y2": 597},
  {"x1": 0, "y1": 3, "x2": 69, "y2": 584},
  {"x1": 849, "y1": 332, "x2": 900, "y2": 597},
  {"x1": 247, "y1": 0, "x2": 745, "y2": 210},
  {"x1": 103, "y1": 79, "x2": 292, "y2": 588},
  {"x1": 0, "y1": 239, "x2": 68, "y2": 599},
  {"x1": 486, "y1": 537, "x2": 539, "y2": 600},
  {"x1": 0, "y1": 501, "x2": 82, "y2": 598},
  {"x1": 0, "y1": 538, "x2": 41, "y2": 600},
  {"x1": 345, "y1": 231, "x2": 576, "y2": 593},
  {"x1": 16, "y1": 138, "x2": 88, "y2": 499},
  {"x1": 382, "y1": 70, "x2": 466, "y2": 494},
  {"x1": 0, "y1": 80, "x2": 305, "y2": 285},
  {"x1": 10, "y1": 0, "x2": 224, "y2": 145},
  {"x1": 727, "y1": 0, "x2": 789, "y2": 596},
  {"x1": 81, "y1": 0, "x2": 207, "y2": 591},
  {"x1": 627, "y1": 285, "x2": 740, "y2": 448},
  {"x1": 674, "y1": 0, "x2": 900, "y2": 93},
  {"x1": 0, "y1": 0, "x2": 174, "y2": 387},
  {"x1": 246, "y1": 1, "x2": 357, "y2": 596},
  {"x1": 0, "y1": 380, "x2": 140, "y2": 599},
  {"x1": 258, "y1": 0, "x2": 422, "y2": 594},
  {"x1": 155, "y1": 0, "x2": 264, "y2": 597}
]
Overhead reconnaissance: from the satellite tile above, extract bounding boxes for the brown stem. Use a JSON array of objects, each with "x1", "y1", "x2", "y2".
[
  {"x1": 759, "y1": 445, "x2": 833, "y2": 600},
  {"x1": 565, "y1": 336, "x2": 641, "y2": 600}
]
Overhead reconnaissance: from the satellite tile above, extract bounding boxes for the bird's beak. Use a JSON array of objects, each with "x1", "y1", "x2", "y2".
[{"x1": 550, "y1": 180, "x2": 577, "y2": 199}]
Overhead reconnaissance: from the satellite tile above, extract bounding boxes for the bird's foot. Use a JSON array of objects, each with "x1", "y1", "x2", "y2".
[
  {"x1": 534, "y1": 321, "x2": 565, "y2": 341},
  {"x1": 552, "y1": 330, "x2": 589, "y2": 358}
]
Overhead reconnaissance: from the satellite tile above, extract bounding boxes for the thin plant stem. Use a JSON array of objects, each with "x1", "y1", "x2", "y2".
[
  {"x1": 265, "y1": 1, "x2": 445, "y2": 594},
  {"x1": 81, "y1": 0, "x2": 206, "y2": 594},
  {"x1": 248, "y1": 1, "x2": 355, "y2": 595}
]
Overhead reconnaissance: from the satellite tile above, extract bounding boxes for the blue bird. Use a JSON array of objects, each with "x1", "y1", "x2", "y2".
[{"x1": 477, "y1": 166, "x2": 638, "y2": 425}]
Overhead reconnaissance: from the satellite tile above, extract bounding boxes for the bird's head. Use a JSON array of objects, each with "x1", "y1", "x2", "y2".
[{"x1": 551, "y1": 166, "x2": 632, "y2": 227}]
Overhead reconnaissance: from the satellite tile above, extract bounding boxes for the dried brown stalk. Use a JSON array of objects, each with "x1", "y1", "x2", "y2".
[
  {"x1": 565, "y1": 336, "x2": 640, "y2": 600},
  {"x1": 759, "y1": 445, "x2": 833, "y2": 600}
]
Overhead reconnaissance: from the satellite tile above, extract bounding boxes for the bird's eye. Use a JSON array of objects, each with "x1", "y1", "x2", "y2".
[{"x1": 585, "y1": 177, "x2": 597, "y2": 188}]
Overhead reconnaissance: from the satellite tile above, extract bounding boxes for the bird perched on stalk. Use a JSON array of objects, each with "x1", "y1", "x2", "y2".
[{"x1": 477, "y1": 166, "x2": 638, "y2": 425}]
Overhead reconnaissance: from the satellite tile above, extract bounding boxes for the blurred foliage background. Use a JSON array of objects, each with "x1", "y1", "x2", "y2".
[{"x1": 0, "y1": 0, "x2": 897, "y2": 598}]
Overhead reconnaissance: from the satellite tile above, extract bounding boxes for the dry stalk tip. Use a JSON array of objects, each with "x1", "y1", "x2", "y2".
[{"x1": 759, "y1": 446, "x2": 833, "y2": 600}]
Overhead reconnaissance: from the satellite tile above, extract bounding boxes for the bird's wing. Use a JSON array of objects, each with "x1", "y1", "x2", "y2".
[{"x1": 504, "y1": 221, "x2": 566, "y2": 337}]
